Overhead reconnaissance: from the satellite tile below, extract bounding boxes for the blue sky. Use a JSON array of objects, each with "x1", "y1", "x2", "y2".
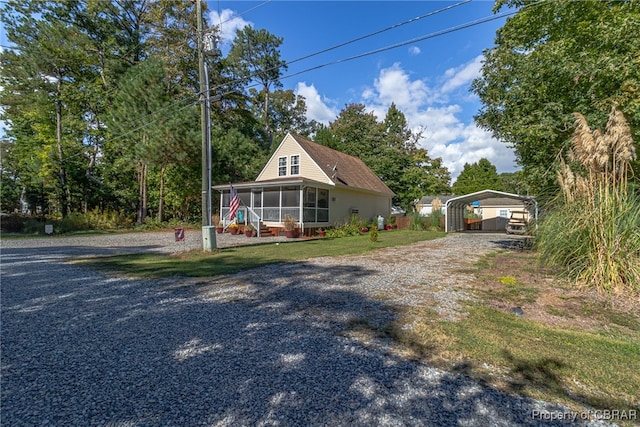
[
  {"x1": 209, "y1": 0, "x2": 519, "y2": 181},
  {"x1": 0, "y1": 1, "x2": 518, "y2": 182}
]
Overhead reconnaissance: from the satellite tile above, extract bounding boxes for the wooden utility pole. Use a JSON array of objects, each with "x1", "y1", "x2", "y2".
[{"x1": 195, "y1": 0, "x2": 215, "y2": 250}]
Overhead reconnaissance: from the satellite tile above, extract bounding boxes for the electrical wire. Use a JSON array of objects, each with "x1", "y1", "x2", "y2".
[
  {"x1": 80, "y1": 1, "x2": 472, "y2": 143},
  {"x1": 5, "y1": 1, "x2": 546, "y2": 145},
  {"x1": 280, "y1": 8, "x2": 520, "y2": 81},
  {"x1": 104, "y1": 3, "x2": 538, "y2": 144},
  {"x1": 286, "y1": 0, "x2": 471, "y2": 67}
]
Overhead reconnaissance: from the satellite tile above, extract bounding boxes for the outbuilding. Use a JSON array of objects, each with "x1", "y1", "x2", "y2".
[{"x1": 444, "y1": 189, "x2": 537, "y2": 233}]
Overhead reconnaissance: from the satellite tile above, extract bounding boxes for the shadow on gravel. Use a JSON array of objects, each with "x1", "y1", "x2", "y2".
[
  {"x1": 0, "y1": 245, "x2": 165, "y2": 257},
  {"x1": 490, "y1": 236, "x2": 534, "y2": 251},
  {"x1": 1, "y1": 252, "x2": 585, "y2": 426}
]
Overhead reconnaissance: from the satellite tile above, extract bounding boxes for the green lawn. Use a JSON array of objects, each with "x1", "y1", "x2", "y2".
[
  {"x1": 390, "y1": 251, "x2": 640, "y2": 422},
  {"x1": 77, "y1": 230, "x2": 444, "y2": 278}
]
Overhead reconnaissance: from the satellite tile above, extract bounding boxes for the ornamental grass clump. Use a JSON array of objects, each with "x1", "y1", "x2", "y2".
[{"x1": 537, "y1": 106, "x2": 640, "y2": 295}]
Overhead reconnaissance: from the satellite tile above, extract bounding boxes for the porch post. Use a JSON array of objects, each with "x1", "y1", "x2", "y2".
[{"x1": 299, "y1": 186, "x2": 304, "y2": 236}]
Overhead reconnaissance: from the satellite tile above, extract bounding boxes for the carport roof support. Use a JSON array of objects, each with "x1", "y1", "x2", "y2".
[{"x1": 444, "y1": 189, "x2": 538, "y2": 232}]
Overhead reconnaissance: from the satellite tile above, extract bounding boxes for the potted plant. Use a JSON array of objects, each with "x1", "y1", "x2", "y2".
[
  {"x1": 228, "y1": 223, "x2": 239, "y2": 235},
  {"x1": 244, "y1": 223, "x2": 256, "y2": 237},
  {"x1": 213, "y1": 214, "x2": 224, "y2": 234},
  {"x1": 317, "y1": 228, "x2": 326, "y2": 237},
  {"x1": 387, "y1": 216, "x2": 397, "y2": 229},
  {"x1": 283, "y1": 215, "x2": 298, "y2": 238}
]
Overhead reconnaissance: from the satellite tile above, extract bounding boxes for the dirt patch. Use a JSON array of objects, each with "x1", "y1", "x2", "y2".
[{"x1": 469, "y1": 249, "x2": 640, "y2": 334}]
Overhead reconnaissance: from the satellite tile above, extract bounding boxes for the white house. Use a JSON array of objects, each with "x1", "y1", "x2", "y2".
[{"x1": 213, "y1": 133, "x2": 394, "y2": 236}]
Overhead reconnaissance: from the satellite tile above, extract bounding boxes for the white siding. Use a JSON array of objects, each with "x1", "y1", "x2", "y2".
[
  {"x1": 329, "y1": 187, "x2": 391, "y2": 224},
  {"x1": 256, "y1": 134, "x2": 331, "y2": 184}
]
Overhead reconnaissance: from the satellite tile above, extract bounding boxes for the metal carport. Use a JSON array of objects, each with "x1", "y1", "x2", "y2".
[{"x1": 444, "y1": 189, "x2": 538, "y2": 232}]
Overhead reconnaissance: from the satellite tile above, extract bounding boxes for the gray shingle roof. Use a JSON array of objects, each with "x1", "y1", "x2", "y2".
[{"x1": 290, "y1": 134, "x2": 394, "y2": 196}]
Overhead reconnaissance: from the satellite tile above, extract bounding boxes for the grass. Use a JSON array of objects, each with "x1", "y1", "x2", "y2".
[
  {"x1": 399, "y1": 304, "x2": 639, "y2": 414},
  {"x1": 388, "y1": 250, "x2": 640, "y2": 421},
  {"x1": 77, "y1": 230, "x2": 445, "y2": 278}
]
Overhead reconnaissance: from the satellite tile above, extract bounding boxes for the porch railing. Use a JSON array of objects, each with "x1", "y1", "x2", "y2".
[{"x1": 220, "y1": 206, "x2": 262, "y2": 237}]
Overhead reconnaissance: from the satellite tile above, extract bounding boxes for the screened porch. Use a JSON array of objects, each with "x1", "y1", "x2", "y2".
[{"x1": 217, "y1": 183, "x2": 330, "y2": 231}]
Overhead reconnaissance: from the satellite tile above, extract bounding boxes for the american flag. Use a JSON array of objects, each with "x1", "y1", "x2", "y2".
[{"x1": 229, "y1": 185, "x2": 240, "y2": 220}]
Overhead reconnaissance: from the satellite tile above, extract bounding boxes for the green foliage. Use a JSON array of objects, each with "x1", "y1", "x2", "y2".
[
  {"x1": 324, "y1": 103, "x2": 450, "y2": 211},
  {"x1": 500, "y1": 171, "x2": 530, "y2": 195},
  {"x1": 473, "y1": 0, "x2": 640, "y2": 195},
  {"x1": 409, "y1": 212, "x2": 426, "y2": 231},
  {"x1": 537, "y1": 189, "x2": 640, "y2": 294},
  {"x1": 536, "y1": 108, "x2": 640, "y2": 295},
  {"x1": 428, "y1": 210, "x2": 444, "y2": 231},
  {"x1": 452, "y1": 158, "x2": 503, "y2": 195},
  {"x1": 369, "y1": 227, "x2": 378, "y2": 242}
]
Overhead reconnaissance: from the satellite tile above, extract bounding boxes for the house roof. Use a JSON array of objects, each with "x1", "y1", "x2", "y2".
[
  {"x1": 213, "y1": 177, "x2": 332, "y2": 191},
  {"x1": 418, "y1": 195, "x2": 455, "y2": 205},
  {"x1": 290, "y1": 134, "x2": 395, "y2": 196},
  {"x1": 479, "y1": 197, "x2": 529, "y2": 207},
  {"x1": 445, "y1": 190, "x2": 537, "y2": 208}
]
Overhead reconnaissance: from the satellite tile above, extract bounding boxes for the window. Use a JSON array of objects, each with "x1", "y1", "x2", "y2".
[
  {"x1": 278, "y1": 157, "x2": 287, "y2": 176},
  {"x1": 303, "y1": 187, "x2": 317, "y2": 222},
  {"x1": 290, "y1": 155, "x2": 300, "y2": 175},
  {"x1": 281, "y1": 186, "x2": 299, "y2": 207},
  {"x1": 317, "y1": 189, "x2": 329, "y2": 222},
  {"x1": 499, "y1": 209, "x2": 509, "y2": 218}
]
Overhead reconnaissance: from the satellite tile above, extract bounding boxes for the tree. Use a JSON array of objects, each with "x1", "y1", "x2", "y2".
[
  {"x1": 500, "y1": 171, "x2": 529, "y2": 195},
  {"x1": 225, "y1": 26, "x2": 287, "y2": 148},
  {"x1": 106, "y1": 58, "x2": 199, "y2": 223},
  {"x1": 323, "y1": 103, "x2": 450, "y2": 210},
  {"x1": 452, "y1": 158, "x2": 503, "y2": 195},
  {"x1": 0, "y1": 1, "x2": 100, "y2": 217},
  {"x1": 472, "y1": 0, "x2": 640, "y2": 198},
  {"x1": 0, "y1": 1, "x2": 311, "y2": 225}
]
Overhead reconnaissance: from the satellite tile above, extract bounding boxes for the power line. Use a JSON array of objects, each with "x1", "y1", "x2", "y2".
[
  {"x1": 100, "y1": 3, "x2": 533, "y2": 144},
  {"x1": 82, "y1": 1, "x2": 470, "y2": 142},
  {"x1": 287, "y1": 0, "x2": 471, "y2": 67},
  {"x1": 280, "y1": 6, "x2": 527, "y2": 82},
  {"x1": 123, "y1": 4, "x2": 531, "y2": 140},
  {"x1": 4, "y1": 2, "x2": 543, "y2": 146}
]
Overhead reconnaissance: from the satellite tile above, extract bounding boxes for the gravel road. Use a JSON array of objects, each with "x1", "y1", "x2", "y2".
[{"x1": 1, "y1": 232, "x2": 614, "y2": 426}]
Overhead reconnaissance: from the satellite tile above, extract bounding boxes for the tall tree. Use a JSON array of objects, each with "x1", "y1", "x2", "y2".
[
  {"x1": 472, "y1": 0, "x2": 640, "y2": 198},
  {"x1": 0, "y1": 0, "x2": 157, "y2": 217},
  {"x1": 452, "y1": 158, "x2": 503, "y2": 195},
  {"x1": 324, "y1": 103, "x2": 450, "y2": 210},
  {"x1": 106, "y1": 58, "x2": 199, "y2": 223},
  {"x1": 225, "y1": 26, "x2": 287, "y2": 148}
]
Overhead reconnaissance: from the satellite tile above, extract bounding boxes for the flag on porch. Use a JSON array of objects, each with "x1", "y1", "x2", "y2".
[{"x1": 229, "y1": 185, "x2": 240, "y2": 220}]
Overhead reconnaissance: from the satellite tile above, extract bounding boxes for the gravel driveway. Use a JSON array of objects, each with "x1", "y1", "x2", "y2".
[{"x1": 1, "y1": 232, "x2": 612, "y2": 426}]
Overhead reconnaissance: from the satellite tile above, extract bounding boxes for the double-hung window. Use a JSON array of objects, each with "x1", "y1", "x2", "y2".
[
  {"x1": 278, "y1": 157, "x2": 287, "y2": 177},
  {"x1": 290, "y1": 155, "x2": 300, "y2": 175}
]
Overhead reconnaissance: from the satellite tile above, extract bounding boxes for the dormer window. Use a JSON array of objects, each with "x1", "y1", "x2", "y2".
[
  {"x1": 290, "y1": 155, "x2": 300, "y2": 175},
  {"x1": 278, "y1": 156, "x2": 287, "y2": 176}
]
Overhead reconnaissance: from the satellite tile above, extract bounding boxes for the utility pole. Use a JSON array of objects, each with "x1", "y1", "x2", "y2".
[{"x1": 195, "y1": 0, "x2": 215, "y2": 250}]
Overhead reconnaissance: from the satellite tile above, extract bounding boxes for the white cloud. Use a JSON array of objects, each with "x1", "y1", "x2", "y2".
[
  {"x1": 208, "y1": 9, "x2": 251, "y2": 47},
  {"x1": 295, "y1": 82, "x2": 337, "y2": 125},
  {"x1": 408, "y1": 46, "x2": 421, "y2": 56},
  {"x1": 440, "y1": 55, "x2": 483, "y2": 95},
  {"x1": 360, "y1": 60, "x2": 517, "y2": 182},
  {"x1": 365, "y1": 62, "x2": 442, "y2": 112}
]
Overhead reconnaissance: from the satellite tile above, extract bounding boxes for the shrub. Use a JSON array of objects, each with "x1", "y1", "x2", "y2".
[
  {"x1": 536, "y1": 106, "x2": 640, "y2": 295},
  {"x1": 369, "y1": 227, "x2": 378, "y2": 242},
  {"x1": 409, "y1": 212, "x2": 426, "y2": 231}
]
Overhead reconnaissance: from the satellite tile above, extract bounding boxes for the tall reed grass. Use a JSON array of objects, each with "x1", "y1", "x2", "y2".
[{"x1": 537, "y1": 106, "x2": 640, "y2": 295}]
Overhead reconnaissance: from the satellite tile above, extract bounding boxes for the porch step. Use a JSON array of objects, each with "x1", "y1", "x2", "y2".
[{"x1": 259, "y1": 223, "x2": 273, "y2": 237}]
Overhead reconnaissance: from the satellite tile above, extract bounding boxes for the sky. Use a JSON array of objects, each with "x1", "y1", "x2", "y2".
[
  {"x1": 209, "y1": 0, "x2": 519, "y2": 182},
  {"x1": 0, "y1": 1, "x2": 519, "y2": 182}
]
